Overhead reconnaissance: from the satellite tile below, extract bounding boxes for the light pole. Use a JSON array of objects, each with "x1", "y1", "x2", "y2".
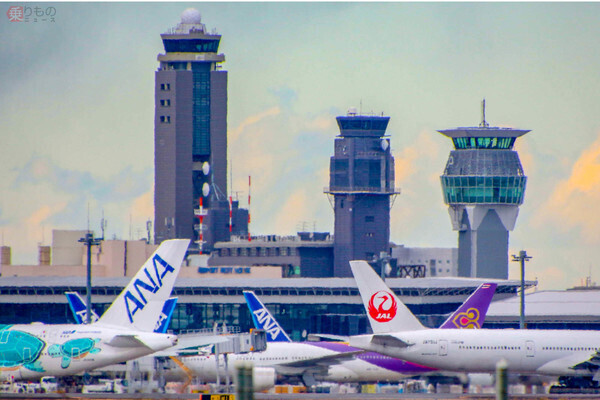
[
  {"x1": 511, "y1": 250, "x2": 532, "y2": 329},
  {"x1": 79, "y1": 232, "x2": 103, "y2": 324}
]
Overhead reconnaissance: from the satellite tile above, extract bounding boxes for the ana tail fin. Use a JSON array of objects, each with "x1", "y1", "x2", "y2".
[
  {"x1": 349, "y1": 260, "x2": 426, "y2": 333},
  {"x1": 96, "y1": 239, "x2": 189, "y2": 332},
  {"x1": 65, "y1": 292, "x2": 99, "y2": 324},
  {"x1": 243, "y1": 290, "x2": 292, "y2": 342},
  {"x1": 154, "y1": 297, "x2": 178, "y2": 334},
  {"x1": 439, "y1": 283, "x2": 497, "y2": 329}
]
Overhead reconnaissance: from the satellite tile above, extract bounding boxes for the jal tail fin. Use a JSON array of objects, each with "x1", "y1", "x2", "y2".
[
  {"x1": 439, "y1": 282, "x2": 497, "y2": 329},
  {"x1": 65, "y1": 292, "x2": 99, "y2": 324},
  {"x1": 96, "y1": 239, "x2": 189, "y2": 332},
  {"x1": 154, "y1": 297, "x2": 178, "y2": 334},
  {"x1": 243, "y1": 290, "x2": 292, "y2": 342},
  {"x1": 349, "y1": 260, "x2": 426, "y2": 333}
]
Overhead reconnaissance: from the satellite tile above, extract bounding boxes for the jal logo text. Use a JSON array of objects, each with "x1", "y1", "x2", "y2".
[
  {"x1": 368, "y1": 291, "x2": 398, "y2": 322},
  {"x1": 124, "y1": 254, "x2": 175, "y2": 323},
  {"x1": 252, "y1": 308, "x2": 282, "y2": 340}
]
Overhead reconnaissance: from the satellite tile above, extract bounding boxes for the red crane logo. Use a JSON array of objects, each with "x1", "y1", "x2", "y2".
[{"x1": 368, "y1": 291, "x2": 397, "y2": 322}]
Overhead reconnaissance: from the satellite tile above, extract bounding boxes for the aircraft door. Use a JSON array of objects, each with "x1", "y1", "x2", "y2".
[
  {"x1": 525, "y1": 340, "x2": 535, "y2": 357},
  {"x1": 439, "y1": 340, "x2": 448, "y2": 356}
]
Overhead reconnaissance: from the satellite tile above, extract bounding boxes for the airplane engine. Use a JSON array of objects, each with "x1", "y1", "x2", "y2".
[{"x1": 250, "y1": 367, "x2": 276, "y2": 392}]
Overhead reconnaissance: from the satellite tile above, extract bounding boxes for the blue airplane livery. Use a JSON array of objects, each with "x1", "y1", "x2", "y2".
[
  {"x1": 124, "y1": 253, "x2": 176, "y2": 323},
  {"x1": 66, "y1": 292, "x2": 178, "y2": 334},
  {"x1": 243, "y1": 291, "x2": 292, "y2": 342}
]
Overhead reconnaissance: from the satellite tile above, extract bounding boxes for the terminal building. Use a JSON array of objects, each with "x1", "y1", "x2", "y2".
[{"x1": 0, "y1": 274, "x2": 530, "y2": 340}]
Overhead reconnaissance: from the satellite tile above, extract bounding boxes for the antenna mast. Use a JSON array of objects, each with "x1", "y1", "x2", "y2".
[{"x1": 480, "y1": 98, "x2": 489, "y2": 128}]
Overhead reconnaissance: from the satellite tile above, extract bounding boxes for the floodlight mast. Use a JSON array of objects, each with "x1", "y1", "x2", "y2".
[
  {"x1": 511, "y1": 250, "x2": 532, "y2": 329},
  {"x1": 78, "y1": 232, "x2": 103, "y2": 324}
]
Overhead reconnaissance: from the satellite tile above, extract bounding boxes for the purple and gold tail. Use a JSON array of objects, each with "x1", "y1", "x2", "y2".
[{"x1": 439, "y1": 283, "x2": 497, "y2": 329}]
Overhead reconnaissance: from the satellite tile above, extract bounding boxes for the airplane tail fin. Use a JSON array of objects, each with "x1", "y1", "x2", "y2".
[
  {"x1": 154, "y1": 297, "x2": 178, "y2": 334},
  {"x1": 349, "y1": 260, "x2": 426, "y2": 333},
  {"x1": 65, "y1": 292, "x2": 99, "y2": 324},
  {"x1": 243, "y1": 290, "x2": 292, "y2": 342},
  {"x1": 439, "y1": 283, "x2": 497, "y2": 329},
  {"x1": 96, "y1": 239, "x2": 189, "y2": 332}
]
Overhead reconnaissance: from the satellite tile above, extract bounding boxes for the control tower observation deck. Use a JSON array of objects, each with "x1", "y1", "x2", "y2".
[
  {"x1": 325, "y1": 110, "x2": 399, "y2": 277},
  {"x1": 439, "y1": 108, "x2": 530, "y2": 279}
]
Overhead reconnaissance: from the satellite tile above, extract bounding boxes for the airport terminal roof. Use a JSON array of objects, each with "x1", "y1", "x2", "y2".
[
  {"x1": 487, "y1": 289, "x2": 600, "y2": 321},
  {"x1": 0, "y1": 276, "x2": 531, "y2": 304}
]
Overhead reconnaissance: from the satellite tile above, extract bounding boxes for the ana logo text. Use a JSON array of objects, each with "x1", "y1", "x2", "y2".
[
  {"x1": 124, "y1": 254, "x2": 175, "y2": 323},
  {"x1": 368, "y1": 291, "x2": 397, "y2": 322},
  {"x1": 252, "y1": 308, "x2": 282, "y2": 340},
  {"x1": 154, "y1": 311, "x2": 168, "y2": 332}
]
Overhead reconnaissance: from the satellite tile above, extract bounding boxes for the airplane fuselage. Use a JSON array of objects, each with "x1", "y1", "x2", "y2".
[
  {"x1": 350, "y1": 328, "x2": 600, "y2": 377},
  {"x1": 0, "y1": 323, "x2": 177, "y2": 381},
  {"x1": 181, "y1": 341, "x2": 433, "y2": 383}
]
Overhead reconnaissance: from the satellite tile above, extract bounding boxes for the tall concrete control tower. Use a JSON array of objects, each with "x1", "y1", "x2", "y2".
[
  {"x1": 439, "y1": 103, "x2": 530, "y2": 279},
  {"x1": 326, "y1": 109, "x2": 398, "y2": 277}
]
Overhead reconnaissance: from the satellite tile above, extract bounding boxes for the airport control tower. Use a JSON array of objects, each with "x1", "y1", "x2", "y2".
[
  {"x1": 154, "y1": 9, "x2": 247, "y2": 251},
  {"x1": 326, "y1": 109, "x2": 398, "y2": 277},
  {"x1": 439, "y1": 103, "x2": 530, "y2": 279}
]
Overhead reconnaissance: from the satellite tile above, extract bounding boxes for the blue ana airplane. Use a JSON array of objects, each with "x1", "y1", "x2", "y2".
[
  {"x1": 0, "y1": 239, "x2": 189, "y2": 381},
  {"x1": 179, "y1": 283, "x2": 496, "y2": 388},
  {"x1": 348, "y1": 260, "x2": 600, "y2": 389},
  {"x1": 66, "y1": 292, "x2": 178, "y2": 334}
]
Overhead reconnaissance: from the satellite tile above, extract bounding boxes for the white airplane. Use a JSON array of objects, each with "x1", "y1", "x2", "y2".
[
  {"x1": 348, "y1": 260, "x2": 600, "y2": 388},
  {"x1": 0, "y1": 239, "x2": 189, "y2": 381},
  {"x1": 179, "y1": 283, "x2": 497, "y2": 388}
]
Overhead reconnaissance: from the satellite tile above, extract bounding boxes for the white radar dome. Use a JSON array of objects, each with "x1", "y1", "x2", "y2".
[
  {"x1": 181, "y1": 8, "x2": 202, "y2": 24},
  {"x1": 202, "y1": 183, "x2": 210, "y2": 197},
  {"x1": 380, "y1": 139, "x2": 389, "y2": 151},
  {"x1": 202, "y1": 162, "x2": 210, "y2": 175},
  {"x1": 347, "y1": 107, "x2": 358, "y2": 116}
]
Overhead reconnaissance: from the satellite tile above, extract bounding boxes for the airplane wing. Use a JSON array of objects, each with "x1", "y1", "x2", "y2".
[
  {"x1": 152, "y1": 335, "x2": 230, "y2": 357},
  {"x1": 570, "y1": 351, "x2": 600, "y2": 372},
  {"x1": 107, "y1": 335, "x2": 148, "y2": 348},
  {"x1": 276, "y1": 349, "x2": 365, "y2": 370},
  {"x1": 371, "y1": 334, "x2": 412, "y2": 348},
  {"x1": 307, "y1": 333, "x2": 349, "y2": 342},
  {"x1": 536, "y1": 351, "x2": 600, "y2": 376}
]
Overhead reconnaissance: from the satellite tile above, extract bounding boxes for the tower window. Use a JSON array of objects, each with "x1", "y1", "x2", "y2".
[
  {"x1": 366, "y1": 232, "x2": 374, "y2": 238},
  {"x1": 365, "y1": 216, "x2": 375, "y2": 223},
  {"x1": 160, "y1": 99, "x2": 171, "y2": 107},
  {"x1": 160, "y1": 116, "x2": 171, "y2": 123},
  {"x1": 160, "y1": 83, "x2": 171, "y2": 91}
]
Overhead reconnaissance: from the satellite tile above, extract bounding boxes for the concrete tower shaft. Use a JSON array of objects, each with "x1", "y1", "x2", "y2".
[
  {"x1": 439, "y1": 125, "x2": 530, "y2": 279},
  {"x1": 326, "y1": 112, "x2": 398, "y2": 277},
  {"x1": 154, "y1": 11, "x2": 246, "y2": 250}
]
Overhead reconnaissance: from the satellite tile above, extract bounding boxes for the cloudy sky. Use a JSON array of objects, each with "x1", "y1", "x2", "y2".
[{"x1": 2, "y1": 2, "x2": 600, "y2": 289}]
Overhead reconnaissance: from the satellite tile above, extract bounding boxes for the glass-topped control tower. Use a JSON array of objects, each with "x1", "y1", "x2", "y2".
[{"x1": 439, "y1": 106, "x2": 530, "y2": 279}]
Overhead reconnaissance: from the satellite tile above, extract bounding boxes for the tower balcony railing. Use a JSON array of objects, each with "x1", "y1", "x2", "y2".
[{"x1": 324, "y1": 186, "x2": 400, "y2": 195}]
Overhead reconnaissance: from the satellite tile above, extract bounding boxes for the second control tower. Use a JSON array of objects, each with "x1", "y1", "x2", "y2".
[
  {"x1": 439, "y1": 103, "x2": 530, "y2": 279},
  {"x1": 326, "y1": 109, "x2": 398, "y2": 277}
]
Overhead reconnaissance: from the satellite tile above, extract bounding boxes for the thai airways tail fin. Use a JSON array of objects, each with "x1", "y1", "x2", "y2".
[
  {"x1": 154, "y1": 297, "x2": 178, "y2": 334},
  {"x1": 243, "y1": 290, "x2": 292, "y2": 342},
  {"x1": 96, "y1": 239, "x2": 189, "y2": 332},
  {"x1": 349, "y1": 260, "x2": 426, "y2": 333},
  {"x1": 439, "y1": 283, "x2": 497, "y2": 329},
  {"x1": 65, "y1": 292, "x2": 99, "y2": 324}
]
